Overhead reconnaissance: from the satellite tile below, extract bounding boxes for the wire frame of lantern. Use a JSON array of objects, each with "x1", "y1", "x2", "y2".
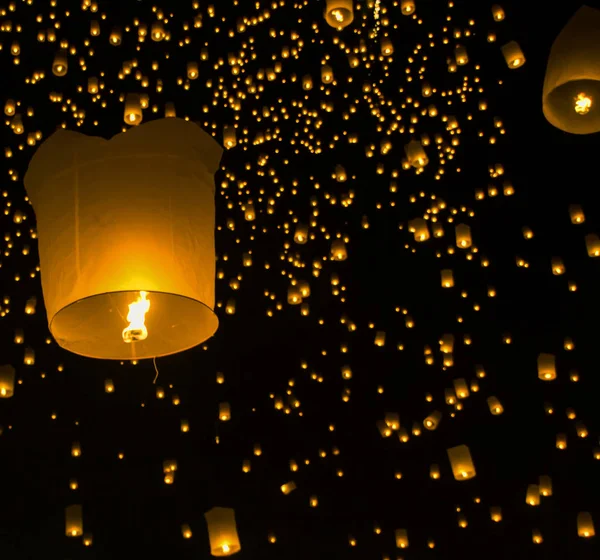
[{"x1": 24, "y1": 118, "x2": 223, "y2": 360}]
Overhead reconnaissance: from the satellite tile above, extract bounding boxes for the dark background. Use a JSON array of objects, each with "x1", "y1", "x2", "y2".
[{"x1": 0, "y1": 0, "x2": 599, "y2": 558}]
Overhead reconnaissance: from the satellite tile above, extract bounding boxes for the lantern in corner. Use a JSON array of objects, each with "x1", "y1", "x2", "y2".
[
  {"x1": 324, "y1": 0, "x2": 353, "y2": 30},
  {"x1": 204, "y1": 507, "x2": 241, "y2": 556},
  {"x1": 24, "y1": 118, "x2": 223, "y2": 360},
  {"x1": 542, "y1": 6, "x2": 600, "y2": 134}
]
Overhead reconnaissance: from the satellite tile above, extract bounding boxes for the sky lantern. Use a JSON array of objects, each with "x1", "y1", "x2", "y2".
[
  {"x1": 501, "y1": 41, "x2": 525, "y2": 69},
  {"x1": 324, "y1": 0, "x2": 353, "y2": 30},
  {"x1": 0, "y1": 364, "x2": 15, "y2": 398},
  {"x1": 204, "y1": 507, "x2": 241, "y2": 556},
  {"x1": 24, "y1": 118, "x2": 222, "y2": 360},
  {"x1": 447, "y1": 444, "x2": 476, "y2": 480},
  {"x1": 65, "y1": 504, "x2": 83, "y2": 537},
  {"x1": 543, "y1": 6, "x2": 600, "y2": 134}
]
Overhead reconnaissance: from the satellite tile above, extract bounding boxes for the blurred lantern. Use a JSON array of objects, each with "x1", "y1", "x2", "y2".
[
  {"x1": 223, "y1": 125, "x2": 236, "y2": 149},
  {"x1": 52, "y1": 50, "x2": 68, "y2": 76},
  {"x1": 395, "y1": 529, "x2": 409, "y2": 548},
  {"x1": 543, "y1": 6, "x2": 600, "y2": 134},
  {"x1": 447, "y1": 444, "x2": 476, "y2": 480},
  {"x1": 501, "y1": 41, "x2": 525, "y2": 69},
  {"x1": 124, "y1": 93, "x2": 143, "y2": 126},
  {"x1": 24, "y1": 118, "x2": 222, "y2": 360},
  {"x1": 537, "y1": 353, "x2": 556, "y2": 381},
  {"x1": 405, "y1": 140, "x2": 428, "y2": 167},
  {"x1": 324, "y1": 0, "x2": 354, "y2": 29},
  {"x1": 281, "y1": 481, "x2": 297, "y2": 494},
  {"x1": 65, "y1": 504, "x2": 83, "y2": 537},
  {"x1": 491, "y1": 5, "x2": 505, "y2": 21},
  {"x1": 455, "y1": 224, "x2": 472, "y2": 248},
  {"x1": 577, "y1": 512, "x2": 595, "y2": 538},
  {"x1": 0, "y1": 365, "x2": 15, "y2": 398},
  {"x1": 401, "y1": 0, "x2": 415, "y2": 15},
  {"x1": 585, "y1": 234, "x2": 600, "y2": 257},
  {"x1": 219, "y1": 402, "x2": 231, "y2": 421},
  {"x1": 204, "y1": 507, "x2": 241, "y2": 556},
  {"x1": 331, "y1": 239, "x2": 347, "y2": 261},
  {"x1": 441, "y1": 269, "x2": 454, "y2": 288},
  {"x1": 24, "y1": 297, "x2": 37, "y2": 314},
  {"x1": 424, "y1": 411, "x2": 442, "y2": 430}
]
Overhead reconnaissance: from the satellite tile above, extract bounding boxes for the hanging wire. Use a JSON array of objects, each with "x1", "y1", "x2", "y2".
[{"x1": 153, "y1": 356, "x2": 159, "y2": 384}]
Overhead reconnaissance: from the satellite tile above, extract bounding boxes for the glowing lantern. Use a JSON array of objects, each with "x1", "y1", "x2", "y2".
[
  {"x1": 586, "y1": 234, "x2": 600, "y2": 257},
  {"x1": 542, "y1": 6, "x2": 600, "y2": 134},
  {"x1": 423, "y1": 411, "x2": 441, "y2": 430},
  {"x1": 25, "y1": 297, "x2": 37, "y2": 314},
  {"x1": 151, "y1": 22, "x2": 165, "y2": 41},
  {"x1": 539, "y1": 475, "x2": 553, "y2": 497},
  {"x1": 577, "y1": 512, "x2": 595, "y2": 538},
  {"x1": 165, "y1": 102, "x2": 177, "y2": 118},
  {"x1": 321, "y1": 65, "x2": 334, "y2": 84},
  {"x1": 24, "y1": 347, "x2": 35, "y2": 365},
  {"x1": 381, "y1": 38, "x2": 394, "y2": 56},
  {"x1": 447, "y1": 444, "x2": 476, "y2": 480},
  {"x1": 219, "y1": 402, "x2": 231, "y2": 421},
  {"x1": 0, "y1": 365, "x2": 15, "y2": 398},
  {"x1": 532, "y1": 529, "x2": 543, "y2": 544},
  {"x1": 109, "y1": 28, "x2": 122, "y2": 45},
  {"x1": 537, "y1": 353, "x2": 556, "y2": 381},
  {"x1": 569, "y1": 204, "x2": 585, "y2": 224},
  {"x1": 204, "y1": 507, "x2": 241, "y2": 556},
  {"x1": 124, "y1": 93, "x2": 143, "y2": 126},
  {"x1": 24, "y1": 118, "x2": 222, "y2": 360},
  {"x1": 182, "y1": 524, "x2": 193, "y2": 539},
  {"x1": 405, "y1": 140, "x2": 428, "y2": 167},
  {"x1": 187, "y1": 62, "x2": 199, "y2": 80},
  {"x1": 491, "y1": 5, "x2": 505, "y2": 21},
  {"x1": 223, "y1": 126, "x2": 237, "y2": 149},
  {"x1": 430, "y1": 464, "x2": 440, "y2": 479},
  {"x1": 52, "y1": 50, "x2": 68, "y2": 76},
  {"x1": 281, "y1": 481, "x2": 297, "y2": 494},
  {"x1": 395, "y1": 529, "x2": 409, "y2": 548},
  {"x1": 501, "y1": 41, "x2": 525, "y2": 69},
  {"x1": 88, "y1": 77, "x2": 99, "y2": 94},
  {"x1": 83, "y1": 534, "x2": 93, "y2": 546},
  {"x1": 490, "y1": 507, "x2": 502, "y2": 522},
  {"x1": 4, "y1": 99, "x2": 16, "y2": 116},
  {"x1": 441, "y1": 269, "x2": 454, "y2": 288},
  {"x1": 487, "y1": 396, "x2": 503, "y2": 415},
  {"x1": 401, "y1": 0, "x2": 415, "y2": 15},
  {"x1": 65, "y1": 504, "x2": 83, "y2": 537},
  {"x1": 302, "y1": 75, "x2": 313, "y2": 90},
  {"x1": 440, "y1": 334, "x2": 454, "y2": 353},
  {"x1": 455, "y1": 45, "x2": 468, "y2": 65},
  {"x1": 331, "y1": 239, "x2": 347, "y2": 261},
  {"x1": 324, "y1": 0, "x2": 354, "y2": 29},
  {"x1": 374, "y1": 331, "x2": 386, "y2": 347},
  {"x1": 454, "y1": 379, "x2": 469, "y2": 399},
  {"x1": 455, "y1": 224, "x2": 472, "y2": 248},
  {"x1": 526, "y1": 484, "x2": 540, "y2": 506},
  {"x1": 409, "y1": 218, "x2": 430, "y2": 241},
  {"x1": 287, "y1": 286, "x2": 302, "y2": 305},
  {"x1": 104, "y1": 379, "x2": 114, "y2": 393},
  {"x1": 90, "y1": 21, "x2": 100, "y2": 36},
  {"x1": 551, "y1": 257, "x2": 565, "y2": 275}
]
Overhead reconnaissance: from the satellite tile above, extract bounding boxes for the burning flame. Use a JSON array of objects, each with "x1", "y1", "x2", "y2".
[
  {"x1": 122, "y1": 291, "x2": 150, "y2": 343},
  {"x1": 575, "y1": 92, "x2": 592, "y2": 115}
]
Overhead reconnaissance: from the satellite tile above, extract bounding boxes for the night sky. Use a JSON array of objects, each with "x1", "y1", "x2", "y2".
[{"x1": 1, "y1": 0, "x2": 600, "y2": 558}]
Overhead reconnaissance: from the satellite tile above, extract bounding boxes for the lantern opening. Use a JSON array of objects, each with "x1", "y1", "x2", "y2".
[{"x1": 122, "y1": 291, "x2": 151, "y2": 343}]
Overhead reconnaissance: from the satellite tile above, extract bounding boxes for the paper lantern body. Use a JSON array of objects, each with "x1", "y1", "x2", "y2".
[
  {"x1": 543, "y1": 6, "x2": 600, "y2": 134},
  {"x1": 24, "y1": 118, "x2": 222, "y2": 360},
  {"x1": 204, "y1": 507, "x2": 241, "y2": 556},
  {"x1": 0, "y1": 364, "x2": 15, "y2": 398}
]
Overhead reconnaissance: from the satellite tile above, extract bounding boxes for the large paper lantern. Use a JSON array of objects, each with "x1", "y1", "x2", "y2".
[
  {"x1": 204, "y1": 507, "x2": 241, "y2": 556},
  {"x1": 542, "y1": 6, "x2": 600, "y2": 134},
  {"x1": 324, "y1": 0, "x2": 353, "y2": 29},
  {"x1": 24, "y1": 118, "x2": 222, "y2": 360}
]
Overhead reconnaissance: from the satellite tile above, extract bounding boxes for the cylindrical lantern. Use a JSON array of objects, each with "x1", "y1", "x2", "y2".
[
  {"x1": 501, "y1": 40, "x2": 525, "y2": 69},
  {"x1": 187, "y1": 61, "x2": 199, "y2": 80},
  {"x1": 124, "y1": 93, "x2": 143, "y2": 126},
  {"x1": 455, "y1": 224, "x2": 472, "y2": 248},
  {"x1": 321, "y1": 65, "x2": 334, "y2": 84},
  {"x1": 409, "y1": 218, "x2": 430, "y2": 241},
  {"x1": 423, "y1": 410, "x2": 441, "y2": 430},
  {"x1": 569, "y1": 204, "x2": 585, "y2": 224},
  {"x1": 405, "y1": 140, "x2": 428, "y2": 167},
  {"x1": 537, "y1": 353, "x2": 556, "y2": 381},
  {"x1": 487, "y1": 396, "x2": 503, "y2": 415},
  {"x1": 204, "y1": 507, "x2": 241, "y2": 556},
  {"x1": 586, "y1": 234, "x2": 600, "y2": 257},
  {"x1": 65, "y1": 504, "x2": 83, "y2": 537},
  {"x1": 52, "y1": 50, "x2": 68, "y2": 76},
  {"x1": 577, "y1": 512, "x2": 595, "y2": 538},
  {"x1": 447, "y1": 444, "x2": 476, "y2": 480},
  {"x1": 24, "y1": 118, "x2": 223, "y2": 360},
  {"x1": 455, "y1": 45, "x2": 468, "y2": 65},
  {"x1": 219, "y1": 402, "x2": 231, "y2": 421},
  {"x1": 331, "y1": 239, "x2": 347, "y2": 260},
  {"x1": 324, "y1": 0, "x2": 354, "y2": 29},
  {"x1": 441, "y1": 269, "x2": 454, "y2": 288},
  {"x1": 539, "y1": 475, "x2": 553, "y2": 497},
  {"x1": 395, "y1": 529, "x2": 409, "y2": 548},
  {"x1": 491, "y1": 5, "x2": 505, "y2": 21},
  {"x1": 223, "y1": 125, "x2": 236, "y2": 149},
  {"x1": 542, "y1": 7, "x2": 600, "y2": 134},
  {"x1": 401, "y1": 0, "x2": 415, "y2": 15},
  {"x1": 381, "y1": 37, "x2": 394, "y2": 56},
  {"x1": 0, "y1": 364, "x2": 15, "y2": 398},
  {"x1": 526, "y1": 484, "x2": 540, "y2": 506}
]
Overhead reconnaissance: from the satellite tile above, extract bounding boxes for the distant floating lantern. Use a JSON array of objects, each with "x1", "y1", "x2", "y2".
[
  {"x1": 526, "y1": 484, "x2": 540, "y2": 506},
  {"x1": 569, "y1": 204, "x2": 585, "y2": 224},
  {"x1": 423, "y1": 410, "x2": 442, "y2": 430},
  {"x1": 331, "y1": 239, "x2": 347, "y2": 261},
  {"x1": 491, "y1": 4, "x2": 505, "y2": 21},
  {"x1": 204, "y1": 507, "x2": 241, "y2": 556},
  {"x1": 24, "y1": 296, "x2": 37, "y2": 314},
  {"x1": 104, "y1": 379, "x2": 114, "y2": 393},
  {"x1": 321, "y1": 65, "x2": 334, "y2": 84},
  {"x1": 0, "y1": 364, "x2": 15, "y2": 398},
  {"x1": 187, "y1": 61, "x2": 199, "y2": 80},
  {"x1": 165, "y1": 102, "x2": 176, "y2": 118},
  {"x1": 324, "y1": 0, "x2": 354, "y2": 29},
  {"x1": 539, "y1": 475, "x2": 553, "y2": 497},
  {"x1": 455, "y1": 224, "x2": 472, "y2": 248},
  {"x1": 490, "y1": 507, "x2": 502, "y2": 522},
  {"x1": 65, "y1": 504, "x2": 83, "y2": 537},
  {"x1": 24, "y1": 118, "x2": 223, "y2": 360},
  {"x1": 501, "y1": 40, "x2": 525, "y2": 69},
  {"x1": 405, "y1": 140, "x2": 428, "y2": 168},
  {"x1": 52, "y1": 50, "x2": 68, "y2": 76},
  {"x1": 151, "y1": 22, "x2": 165, "y2": 41},
  {"x1": 487, "y1": 396, "x2": 504, "y2": 415},
  {"x1": 381, "y1": 37, "x2": 394, "y2": 56},
  {"x1": 302, "y1": 75, "x2": 313, "y2": 90},
  {"x1": 441, "y1": 269, "x2": 454, "y2": 288},
  {"x1": 219, "y1": 402, "x2": 231, "y2": 422},
  {"x1": 586, "y1": 234, "x2": 600, "y2": 257},
  {"x1": 124, "y1": 93, "x2": 142, "y2": 126},
  {"x1": 537, "y1": 353, "x2": 556, "y2": 381},
  {"x1": 447, "y1": 444, "x2": 476, "y2": 480},
  {"x1": 109, "y1": 28, "x2": 122, "y2": 45},
  {"x1": 577, "y1": 512, "x2": 595, "y2": 538},
  {"x1": 395, "y1": 529, "x2": 409, "y2": 548},
  {"x1": 24, "y1": 347, "x2": 35, "y2": 365},
  {"x1": 281, "y1": 481, "x2": 297, "y2": 494},
  {"x1": 543, "y1": 6, "x2": 600, "y2": 134},
  {"x1": 223, "y1": 125, "x2": 236, "y2": 149},
  {"x1": 455, "y1": 45, "x2": 468, "y2": 65}
]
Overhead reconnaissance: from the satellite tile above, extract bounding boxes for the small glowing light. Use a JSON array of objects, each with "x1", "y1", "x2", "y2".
[
  {"x1": 575, "y1": 92, "x2": 592, "y2": 115},
  {"x1": 222, "y1": 544, "x2": 230, "y2": 553}
]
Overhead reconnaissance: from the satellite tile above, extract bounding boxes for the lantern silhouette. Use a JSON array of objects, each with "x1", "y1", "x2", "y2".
[
  {"x1": 24, "y1": 118, "x2": 223, "y2": 360},
  {"x1": 204, "y1": 507, "x2": 241, "y2": 556},
  {"x1": 543, "y1": 6, "x2": 600, "y2": 134},
  {"x1": 0, "y1": 364, "x2": 15, "y2": 398}
]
